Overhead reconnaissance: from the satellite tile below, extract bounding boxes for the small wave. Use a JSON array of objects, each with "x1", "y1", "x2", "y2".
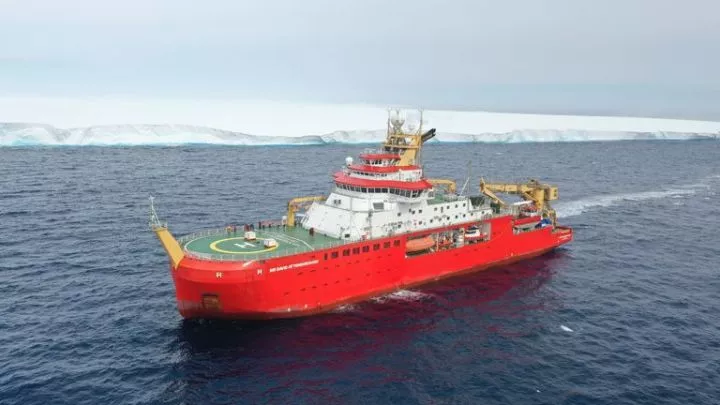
[
  {"x1": 371, "y1": 289, "x2": 433, "y2": 304},
  {"x1": 330, "y1": 304, "x2": 358, "y2": 313}
]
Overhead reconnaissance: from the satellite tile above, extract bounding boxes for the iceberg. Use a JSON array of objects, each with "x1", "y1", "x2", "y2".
[
  {"x1": 0, "y1": 123, "x2": 716, "y2": 147},
  {"x1": 0, "y1": 124, "x2": 390, "y2": 146},
  {"x1": 0, "y1": 99, "x2": 718, "y2": 146}
]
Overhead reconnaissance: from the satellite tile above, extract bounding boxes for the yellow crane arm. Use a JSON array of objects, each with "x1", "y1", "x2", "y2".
[
  {"x1": 287, "y1": 195, "x2": 325, "y2": 226},
  {"x1": 428, "y1": 178, "x2": 456, "y2": 194},
  {"x1": 479, "y1": 178, "x2": 559, "y2": 223},
  {"x1": 153, "y1": 226, "x2": 185, "y2": 269},
  {"x1": 479, "y1": 184, "x2": 507, "y2": 207},
  {"x1": 148, "y1": 197, "x2": 184, "y2": 269}
]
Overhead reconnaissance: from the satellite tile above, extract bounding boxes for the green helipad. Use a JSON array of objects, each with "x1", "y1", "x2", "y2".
[{"x1": 183, "y1": 226, "x2": 340, "y2": 260}]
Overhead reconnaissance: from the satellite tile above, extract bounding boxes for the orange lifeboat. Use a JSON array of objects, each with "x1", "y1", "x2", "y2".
[{"x1": 406, "y1": 236, "x2": 435, "y2": 252}]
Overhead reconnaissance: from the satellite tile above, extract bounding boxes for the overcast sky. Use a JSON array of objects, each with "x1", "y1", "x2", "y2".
[{"x1": 1, "y1": 0, "x2": 719, "y2": 120}]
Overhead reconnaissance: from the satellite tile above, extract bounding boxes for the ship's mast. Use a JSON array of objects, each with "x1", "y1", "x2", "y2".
[{"x1": 383, "y1": 109, "x2": 430, "y2": 166}]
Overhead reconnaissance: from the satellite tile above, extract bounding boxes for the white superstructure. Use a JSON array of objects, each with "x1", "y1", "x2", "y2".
[{"x1": 300, "y1": 112, "x2": 494, "y2": 241}]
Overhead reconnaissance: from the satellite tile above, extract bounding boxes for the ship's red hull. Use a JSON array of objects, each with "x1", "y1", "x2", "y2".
[{"x1": 169, "y1": 215, "x2": 573, "y2": 319}]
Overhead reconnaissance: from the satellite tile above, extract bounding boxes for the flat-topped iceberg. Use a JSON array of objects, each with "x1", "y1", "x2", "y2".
[{"x1": 1, "y1": 99, "x2": 718, "y2": 146}]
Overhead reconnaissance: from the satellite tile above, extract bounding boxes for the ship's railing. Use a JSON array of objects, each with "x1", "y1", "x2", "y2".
[
  {"x1": 178, "y1": 209, "x2": 505, "y2": 262},
  {"x1": 177, "y1": 228, "x2": 228, "y2": 244},
  {"x1": 178, "y1": 227, "x2": 352, "y2": 262}
]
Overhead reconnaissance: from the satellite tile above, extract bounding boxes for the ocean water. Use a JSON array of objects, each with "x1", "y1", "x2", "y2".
[{"x1": 1, "y1": 141, "x2": 719, "y2": 405}]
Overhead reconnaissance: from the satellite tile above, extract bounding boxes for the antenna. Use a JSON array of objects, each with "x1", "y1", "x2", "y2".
[
  {"x1": 389, "y1": 108, "x2": 405, "y2": 134},
  {"x1": 460, "y1": 161, "x2": 472, "y2": 196},
  {"x1": 149, "y1": 196, "x2": 166, "y2": 230}
]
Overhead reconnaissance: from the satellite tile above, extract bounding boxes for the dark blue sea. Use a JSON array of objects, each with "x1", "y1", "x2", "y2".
[{"x1": 1, "y1": 141, "x2": 719, "y2": 405}]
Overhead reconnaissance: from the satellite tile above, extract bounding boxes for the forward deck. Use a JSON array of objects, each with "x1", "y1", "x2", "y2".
[{"x1": 179, "y1": 226, "x2": 341, "y2": 261}]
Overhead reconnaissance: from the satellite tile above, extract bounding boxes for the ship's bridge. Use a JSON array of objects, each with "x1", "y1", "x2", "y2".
[{"x1": 358, "y1": 151, "x2": 401, "y2": 166}]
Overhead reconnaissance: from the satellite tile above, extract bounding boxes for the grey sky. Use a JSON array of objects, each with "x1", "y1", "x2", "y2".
[{"x1": 1, "y1": 0, "x2": 719, "y2": 119}]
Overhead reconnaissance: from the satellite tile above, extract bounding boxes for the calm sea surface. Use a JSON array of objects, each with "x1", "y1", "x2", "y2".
[{"x1": 1, "y1": 141, "x2": 719, "y2": 404}]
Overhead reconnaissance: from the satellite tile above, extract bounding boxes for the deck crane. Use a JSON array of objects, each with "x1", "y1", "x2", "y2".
[
  {"x1": 287, "y1": 196, "x2": 326, "y2": 227},
  {"x1": 428, "y1": 179, "x2": 457, "y2": 194},
  {"x1": 479, "y1": 178, "x2": 559, "y2": 224}
]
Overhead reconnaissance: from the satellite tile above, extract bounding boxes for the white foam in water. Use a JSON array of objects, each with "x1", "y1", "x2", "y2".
[
  {"x1": 556, "y1": 188, "x2": 700, "y2": 218},
  {"x1": 371, "y1": 289, "x2": 433, "y2": 304},
  {"x1": 330, "y1": 304, "x2": 358, "y2": 313},
  {"x1": 560, "y1": 325, "x2": 574, "y2": 332}
]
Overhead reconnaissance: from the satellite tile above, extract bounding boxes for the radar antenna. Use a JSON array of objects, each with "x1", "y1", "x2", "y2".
[{"x1": 389, "y1": 109, "x2": 405, "y2": 134}]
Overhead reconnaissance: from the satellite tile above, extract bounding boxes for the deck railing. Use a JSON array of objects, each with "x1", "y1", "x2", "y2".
[
  {"x1": 178, "y1": 227, "x2": 351, "y2": 262},
  {"x1": 179, "y1": 209, "x2": 504, "y2": 262}
]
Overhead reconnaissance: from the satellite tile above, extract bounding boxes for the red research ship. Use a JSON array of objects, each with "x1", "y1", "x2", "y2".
[{"x1": 150, "y1": 109, "x2": 573, "y2": 319}]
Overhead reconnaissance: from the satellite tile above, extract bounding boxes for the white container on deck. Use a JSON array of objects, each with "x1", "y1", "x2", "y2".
[{"x1": 264, "y1": 238, "x2": 278, "y2": 248}]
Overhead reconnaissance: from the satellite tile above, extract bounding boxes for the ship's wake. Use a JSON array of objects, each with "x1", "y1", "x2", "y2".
[{"x1": 555, "y1": 176, "x2": 717, "y2": 218}]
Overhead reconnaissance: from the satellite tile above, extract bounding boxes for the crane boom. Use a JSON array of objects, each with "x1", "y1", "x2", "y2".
[
  {"x1": 479, "y1": 178, "x2": 559, "y2": 223},
  {"x1": 287, "y1": 195, "x2": 326, "y2": 227},
  {"x1": 428, "y1": 178, "x2": 456, "y2": 194}
]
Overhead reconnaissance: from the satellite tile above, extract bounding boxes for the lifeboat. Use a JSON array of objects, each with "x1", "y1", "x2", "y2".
[{"x1": 406, "y1": 236, "x2": 434, "y2": 252}]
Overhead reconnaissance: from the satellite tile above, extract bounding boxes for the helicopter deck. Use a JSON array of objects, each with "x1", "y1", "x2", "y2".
[{"x1": 181, "y1": 226, "x2": 340, "y2": 261}]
